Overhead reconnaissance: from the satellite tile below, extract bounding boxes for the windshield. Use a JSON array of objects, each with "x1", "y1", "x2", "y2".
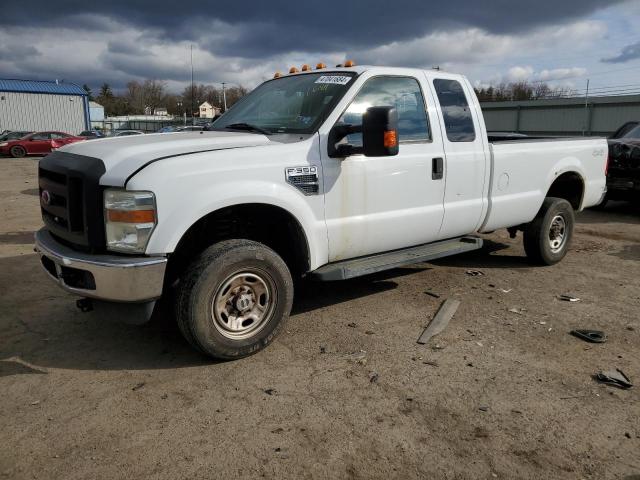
[
  {"x1": 619, "y1": 124, "x2": 640, "y2": 140},
  {"x1": 213, "y1": 72, "x2": 357, "y2": 134}
]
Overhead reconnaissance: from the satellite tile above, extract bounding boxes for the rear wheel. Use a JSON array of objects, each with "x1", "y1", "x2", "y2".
[
  {"x1": 10, "y1": 146, "x2": 26, "y2": 158},
  {"x1": 523, "y1": 197, "x2": 574, "y2": 265},
  {"x1": 176, "y1": 239, "x2": 293, "y2": 359}
]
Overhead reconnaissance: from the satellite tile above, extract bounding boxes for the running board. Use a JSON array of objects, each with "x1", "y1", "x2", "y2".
[{"x1": 310, "y1": 236, "x2": 483, "y2": 281}]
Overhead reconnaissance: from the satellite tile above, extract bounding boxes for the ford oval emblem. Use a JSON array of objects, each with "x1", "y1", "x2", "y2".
[{"x1": 41, "y1": 190, "x2": 52, "y2": 206}]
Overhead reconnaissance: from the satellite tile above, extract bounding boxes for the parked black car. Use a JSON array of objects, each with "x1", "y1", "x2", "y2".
[{"x1": 605, "y1": 121, "x2": 640, "y2": 204}]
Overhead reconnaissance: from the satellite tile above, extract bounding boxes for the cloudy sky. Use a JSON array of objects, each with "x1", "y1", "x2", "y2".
[{"x1": 1, "y1": 0, "x2": 639, "y2": 96}]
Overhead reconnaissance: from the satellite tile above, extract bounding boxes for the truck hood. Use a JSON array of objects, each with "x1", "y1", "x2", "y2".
[{"x1": 60, "y1": 131, "x2": 272, "y2": 186}]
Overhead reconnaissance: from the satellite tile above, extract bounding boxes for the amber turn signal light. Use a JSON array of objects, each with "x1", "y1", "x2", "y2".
[
  {"x1": 301, "y1": 64, "x2": 311, "y2": 71},
  {"x1": 343, "y1": 60, "x2": 355, "y2": 67},
  {"x1": 289, "y1": 67, "x2": 299, "y2": 74},
  {"x1": 273, "y1": 72, "x2": 282, "y2": 78},
  {"x1": 316, "y1": 63, "x2": 327, "y2": 69},
  {"x1": 107, "y1": 209, "x2": 156, "y2": 223},
  {"x1": 383, "y1": 130, "x2": 398, "y2": 148}
]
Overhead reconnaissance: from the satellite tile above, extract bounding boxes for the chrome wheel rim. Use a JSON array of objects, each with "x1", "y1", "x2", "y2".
[
  {"x1": 211, "y1": 270, "x2": 275, "y2": 340},
  {"x1": 549, "y1": 214, "x2": 567, "y2": 253}
]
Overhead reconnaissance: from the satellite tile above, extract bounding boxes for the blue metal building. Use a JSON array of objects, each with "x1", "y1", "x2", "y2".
[{"x1": 0, "y1": 79, "x2": 90, "y2": 134}]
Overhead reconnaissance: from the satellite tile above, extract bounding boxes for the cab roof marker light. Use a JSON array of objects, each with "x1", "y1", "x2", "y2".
[
  {"x1": 301, "y1": 64, "x2": 311, "y2": 71},
  {"x1": 316, "y1": 63, "x2": 327, "y2": 69},
  {"x1": 343, "y1": 60, "x2": 355, "y2": 67},
  {"x1": 273, "y1": 72, "x2": 282, "y2": 78},
  {"x1": 289, "y1": 67, "x2": 299, "y2": 74}
]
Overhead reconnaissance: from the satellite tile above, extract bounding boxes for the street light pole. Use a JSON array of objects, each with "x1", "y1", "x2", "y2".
[{"x1": 190, "y1": 44, "x2": 195, "y2": 126}]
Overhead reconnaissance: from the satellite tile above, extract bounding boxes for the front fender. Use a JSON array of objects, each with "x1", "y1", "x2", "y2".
[{"x1": 144, "y1": 180, "x2": 328, "y2": 271}]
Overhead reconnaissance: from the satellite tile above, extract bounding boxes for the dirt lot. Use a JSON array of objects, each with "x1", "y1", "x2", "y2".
[{"x1": 1, "y1": 157, "x2": 639, "y2": 479}]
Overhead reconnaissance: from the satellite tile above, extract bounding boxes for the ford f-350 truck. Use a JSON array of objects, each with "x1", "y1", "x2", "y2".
[{"x1": 35, "y1": 64, "x2": 608, "y2": 359}]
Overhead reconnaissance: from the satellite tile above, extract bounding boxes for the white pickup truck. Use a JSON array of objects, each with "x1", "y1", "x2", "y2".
[{"x1": 35, "y1": 64, "x2": 608, "y2": 359}]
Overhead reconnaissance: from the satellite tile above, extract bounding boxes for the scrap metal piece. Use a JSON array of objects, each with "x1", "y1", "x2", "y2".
[
  {"x1": 417, "y1": 299, "x2": 460, "y2": 345},
  {"x1": 595, "y1": 368, "x2": 633, "y2": 389},
  {"x1": 559, "y1": 294, "x2": 580, "y2": 302},
  {"x1": 570, "y1": 329, "x2": 607, "y2": 343}
]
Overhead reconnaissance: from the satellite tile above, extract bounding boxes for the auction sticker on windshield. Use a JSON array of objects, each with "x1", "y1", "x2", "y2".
[{"x1": 315, "y1": 75, "x2": 352, "y2": 85}]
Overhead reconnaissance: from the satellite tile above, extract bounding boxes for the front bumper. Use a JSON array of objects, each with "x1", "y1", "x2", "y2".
[{"x1": 34, "y1": 228, "x2": 167, "y2": 302}]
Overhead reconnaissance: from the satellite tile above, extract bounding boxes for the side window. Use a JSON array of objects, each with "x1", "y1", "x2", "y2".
[
  {"x1": 433, "y1": 79, "x2": 476, "y2": 142},
  {"x1": 50, "y1": 133, "x2": 66, "y2": 139},
  {"x1": 338, "y1": 76, "x2": 430, "y2": 146},
  {"x1": 31, "y1": 133, "x2": 50, "y2": 140}
]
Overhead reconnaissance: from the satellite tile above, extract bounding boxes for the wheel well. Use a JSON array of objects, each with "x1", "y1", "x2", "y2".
[
  {"x1": 546, "y1": 172, "x2": 584, "y2": 210},
  {"x1": 166, "y1": 204, "x2": 311, "y2": 284}
]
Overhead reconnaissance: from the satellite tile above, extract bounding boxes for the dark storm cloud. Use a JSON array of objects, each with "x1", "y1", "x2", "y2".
[
  {"x1": 1, "y1": 0, "x2": 624, "y2": 57},
  {"x1": 602, "y1": 41, "x2": 640, "y2": 63}
]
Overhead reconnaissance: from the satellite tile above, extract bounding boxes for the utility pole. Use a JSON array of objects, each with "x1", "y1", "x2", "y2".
[
  {"x1": 222, "y1": 82, "x2": 228, "y2": 112},
  {"x1": 190, "y1": 44, "x2": 195, "y2": 126},
  {"x1": 583, "y1": 79, "x2": 590, "y2": 136}
]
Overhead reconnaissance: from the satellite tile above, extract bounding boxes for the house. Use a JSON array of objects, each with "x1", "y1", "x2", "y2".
[{"x1": 199, "y1": 101, "x2": 220, "y2": 119}]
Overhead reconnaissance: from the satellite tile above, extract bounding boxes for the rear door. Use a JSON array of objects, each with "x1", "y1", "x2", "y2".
[
  {"x1": 430, "y1": 77, "x2": 488, "y2": 239},
  {"x1": 321, "y1": 74, "x2": 447, "y2": 261}
]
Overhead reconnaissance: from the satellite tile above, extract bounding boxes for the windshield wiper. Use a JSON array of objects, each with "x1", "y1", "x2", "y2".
[{"x1": 224, "y1": 123, "x2": 272, "y2": 135}]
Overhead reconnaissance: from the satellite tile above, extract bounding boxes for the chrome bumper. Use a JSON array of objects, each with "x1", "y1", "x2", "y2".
[{"x1": 34, "y1": 229, "x2": 167, "y2": 302}]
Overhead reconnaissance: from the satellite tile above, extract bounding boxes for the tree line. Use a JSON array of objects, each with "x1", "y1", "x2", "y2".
[
  {"x1": 83, "y1": 80, "x2": 249, "y2": 117},
  {"x1": 474, "y1": 81, "x2": 576, "y2": 102}
]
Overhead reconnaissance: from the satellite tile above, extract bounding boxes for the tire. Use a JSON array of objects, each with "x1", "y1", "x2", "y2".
[
  {"x1": 523, "y1": 197, "x2": 574, "y2": 265},
  {"x1": 176, "y1": 239, "x2": 293, "y2": 359},
  {"x1": 10, "y1": 146, "x2": 26, "y2": 158}
]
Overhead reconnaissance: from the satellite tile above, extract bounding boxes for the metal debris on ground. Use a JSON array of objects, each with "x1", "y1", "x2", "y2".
[
  {"x1": 369, "y1": 371, "x2": 379, "y2": 383},
  {"x1": 465, "y1": 270, "x2": 485, "y2": 276},
  {"x1": 570, "y1": 329, "x2": 607, "y2": 343},
  {"x1": 559, "y1": 294, "x2": 580, "y2": 302},
  {"x1": 263, "y1": 388, "x2": 277, "y2": 395},
  {"x1": 595, "y1": 368, "x2": 633, "y2": 389},
  {"x1": 499, "y1": 288, "x2": 512, "y2": 293},
  {"x1": 417, "y1": 298, "x2": 461, "y2": 345},
  {"x1": 508, "y1": 308, "x2": 525, "y2": 315},
  {"x1": 132, "y1": 382, "x2": 145, "y2": 391},
  {"x1": 425, "y1": 291, "x2": 441, "y2": 298}
]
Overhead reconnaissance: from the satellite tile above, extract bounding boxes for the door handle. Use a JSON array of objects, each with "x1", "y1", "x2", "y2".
[{"x1": 432, "y1": 157, "x2": 444, "y2": 180}]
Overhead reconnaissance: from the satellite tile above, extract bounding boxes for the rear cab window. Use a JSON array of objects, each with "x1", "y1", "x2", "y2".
[{"x1": 433, "y1": 79, "x2": 476, "y2": 142}]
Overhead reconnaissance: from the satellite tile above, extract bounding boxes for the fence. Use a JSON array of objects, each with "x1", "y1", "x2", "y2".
[
  {"x1": 91, "y1": 115, "x2": 214, "y2": 133},
  {"x1": 480, "y1": 94, "x2": 640, "y2": 137}
]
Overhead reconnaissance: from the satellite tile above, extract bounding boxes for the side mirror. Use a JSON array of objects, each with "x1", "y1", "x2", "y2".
[
  {"x1": 362, "y1": 106, "x2": 399, "y2": 157},
  {"x1": 328, "y1": 106, "x2": 399, "y2": 158}
]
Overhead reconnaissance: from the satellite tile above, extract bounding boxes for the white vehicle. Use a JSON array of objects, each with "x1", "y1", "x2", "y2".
[{"x1": 35, "y1": 64, "x2": 607, "y2": 359}]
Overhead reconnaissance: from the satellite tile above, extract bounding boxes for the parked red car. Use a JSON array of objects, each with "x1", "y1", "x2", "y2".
[{"x1": 0, "y1": 131, "x2": 85, "y2": 157}]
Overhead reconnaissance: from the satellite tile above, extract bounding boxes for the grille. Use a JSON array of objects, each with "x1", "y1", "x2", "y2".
[{"x1": 38, "y1": 152, "x2": 106, "y2": 250}]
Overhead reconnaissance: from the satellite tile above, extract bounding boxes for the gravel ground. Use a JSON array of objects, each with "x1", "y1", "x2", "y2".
[{"x1": 1, "y1": 157, "x2": 639, "y2": 480}]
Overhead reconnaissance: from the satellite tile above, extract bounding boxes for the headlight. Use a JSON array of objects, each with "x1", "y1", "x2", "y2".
[{"x1": 104, "y1": 189, "x2": 157, "y2": 253}]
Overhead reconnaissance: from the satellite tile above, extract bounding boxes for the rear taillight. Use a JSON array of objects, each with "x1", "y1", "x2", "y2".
[
  {"x1": 50, "y1": 140, "x2": 63, "y2": 149},
  {"x1": 605, "y1": 153, "x2": 610, "y2": 176}
]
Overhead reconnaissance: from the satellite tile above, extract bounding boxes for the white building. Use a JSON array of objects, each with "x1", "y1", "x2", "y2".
[
  {"x1": 89, "y1": 101, "x2": 104, "y2": 122},
  {"x1": 0, "y1": 79, "x2": 89, "y2": 134},
  {"x1": 199, "y1": 101, "x2": 220, "y2": 118}
]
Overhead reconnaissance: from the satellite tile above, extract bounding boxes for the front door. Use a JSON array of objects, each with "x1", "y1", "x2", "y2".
[
  {"x1": 321, "y1": 75, "x2": 446, "y2": 262},
  {"x1": 26, "y1": 132, "x2": 52, "y2": 154}
]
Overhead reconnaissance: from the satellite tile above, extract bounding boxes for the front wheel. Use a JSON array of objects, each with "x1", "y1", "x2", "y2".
[
  {"x1": 523, "y1": 197, "x2": 575, "y2": 265},
  {"x1": 10, "y1": 146, "x2": 26, "y2": 158},
  {"x1": 176, "y1": 239, "x2": 294, "y2": 359}
]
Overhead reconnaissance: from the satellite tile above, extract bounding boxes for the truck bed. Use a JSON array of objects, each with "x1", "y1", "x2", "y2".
[{"x1": 480, "y1": 137, "x2": 608, "y2": 232}]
